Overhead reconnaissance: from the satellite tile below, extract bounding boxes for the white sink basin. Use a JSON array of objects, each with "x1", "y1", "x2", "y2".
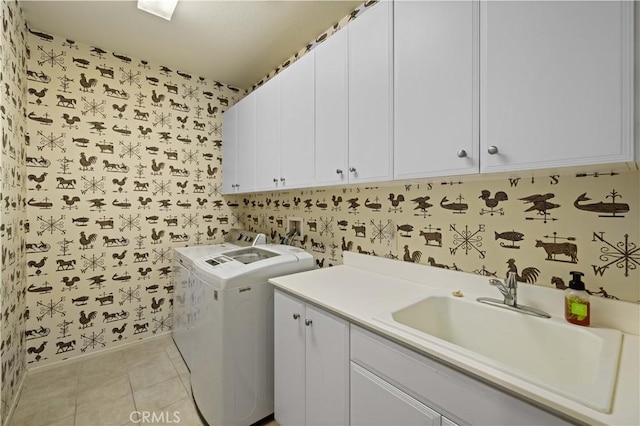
[{"x1": 377, "y1": 296, "x2": 622, "y2": 413}]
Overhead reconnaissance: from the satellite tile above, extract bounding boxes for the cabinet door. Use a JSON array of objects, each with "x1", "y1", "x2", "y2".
[
  {"x1": 281, "y1": 52, "x2": 315, "y2": 189},
  {"x1": 394, "y1": 0, "x2": 479, "y2": 179},
  {"x1": 442, "y1": 416, "x2": 460, "y2": 426},
  {"x1": 235, "y1": 92, "x2": 256, "y2": 193},
  {"x1": 274, "y1": 291, "x2": 306, "y2": 426},
  {"x1": 315, "y1": 28, "x2": 349, "y2": 186},
  {"x1": 348, "y1": 0, "x2": 393, "y2": 183},
  {"x1": 351, "y1": 362, "x2": 441, "y2": 426},
  {"x1": 305, "y1": 305, "x2": 349, "y2": 426},
  {"x1": 221, "y1": 104, "x2": 238, "y2": 194},
  {"x1": 481, "y1": 1, "x2": 633, "y2": 172},
  {"x1": 255, "y1": 75, "x2": 282, "y2": 190}
]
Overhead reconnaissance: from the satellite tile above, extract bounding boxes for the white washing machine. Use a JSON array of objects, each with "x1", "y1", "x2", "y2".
[
  {"x1": 190, "y1": 245, "x2": 314, "y2": 426},
  {"x1": 172, "y1": 229, "x2": 266, "y2": 370}
]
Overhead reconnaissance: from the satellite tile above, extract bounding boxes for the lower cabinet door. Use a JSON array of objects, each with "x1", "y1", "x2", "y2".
[
  {"x1": 274, "y1": 291, "x2": 306, "y2": 426},
  {"x1": 351, "y1": 362, "x2": 441, "y2": 426},
  {"x1": 305, "y1": 305, "x2": 350, "y2": 426}
]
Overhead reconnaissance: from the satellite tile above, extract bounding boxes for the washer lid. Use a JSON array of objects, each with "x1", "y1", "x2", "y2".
[
  {"x1": 193, "y1": 245, "x2": 312, "y2": 285},
  {"x1": 207, "y1": 247, "x2": 279, "y2": 266}
]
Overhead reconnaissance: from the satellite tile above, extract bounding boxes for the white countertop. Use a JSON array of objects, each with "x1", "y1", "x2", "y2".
[{"x1": 269, "y1": 252, "x2": 640, "y2": 425}]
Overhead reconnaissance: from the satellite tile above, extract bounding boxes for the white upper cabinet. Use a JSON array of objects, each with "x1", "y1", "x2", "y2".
[
  {"x1": 222, "y1": 94, "x2": 255, "y2": 194},
  {"x1": 281, "y1": 51, "x2": 316, "y2": 189},
  {"x1": 348, "y1": 0, "x2": 394, "y2": 184},
  {"x1": 315, "y1": 29, "x2": 349, "y2": 186},
  {"x1": 254, "y1": 74, "x2": 282, "y2": 191},
  {"x1": 480, "y1": 1, "x2": 634, "y2": 172},
  {"x1": 236, "y1": 94, "x2": 256, "y2": 191},
  {"x1": 222, "y1": 104, "x2": 238, "y2": 194},
  {"x1": 394, "y1": 0, "x2": 479, "y2": 179}
]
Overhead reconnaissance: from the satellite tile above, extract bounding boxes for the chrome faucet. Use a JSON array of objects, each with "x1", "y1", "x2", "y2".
[
  {"x1": 478, "y1": 272, "x2": 551, "y2": 318},
  {"x1": 282, "y1": 229, "x2": 298, "y2": 246},
  {"x1": 489, "y1": 272, "x2": 517, "y2": 307}
]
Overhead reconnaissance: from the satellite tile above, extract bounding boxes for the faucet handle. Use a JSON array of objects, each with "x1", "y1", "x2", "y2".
[{"x1": 489, "y1": 278, "x2": 503, "y2": 287}]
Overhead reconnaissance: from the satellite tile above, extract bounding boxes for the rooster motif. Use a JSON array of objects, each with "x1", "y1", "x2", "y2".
[
  {"x1": 138, "y1": 126, "x2": 152, "y2": 137},
  {"x1": 151, "y1": 228, "x2": 165, "y2": 244},
  {"x1": 79, "y1": 231, "x2": 98, "y2": 250},
  {"x1": 28, "y1": 87, "x2": 48, "y2": 103},
  {"x1": 151, "y1": 89, "x2": 165, "y2": 106},
  {"x1": 79, "y1": 310, "x2": 97, "y2": 329},
  {"x1": 27, "y1": 172, "x2": 48, "y2": 190},
  {"x1": 151, "y1": 158, "x2": 165, "y2": 175},
  {"x1": 479, "y1": 190, "x2": 508, "y2": 216},
  {"x1": 506, "y1": 258, "x2": 539, "y2": 283},
  {"x1": 331, "y1": 195, "x2": 342, "y2": 211},
  {"x1": 61, "y1": 195, "x2": 81, "y2": 209},
  {"x1": 79, "y1": 73, "x2": 98, "y2": 92},
  {"x1": 138, "y1": 197, "x2": 152, "y2": 208},
  {"x1": 341, "y1": 236, "x2": 353, "y2": 252},
  {"x1": 151, "y1": 297, "x2": 165, "y2": 313},
  {"x1": 403, "y1": 245, "x2": 422, "y2": 263},
  {"x1": 27, "y1": 342, "x2": 48, "y2": 361},
  {"x1": 61, "y1": 113, "x2": 81, "y2": 128},
  {"x1": 388, "y1": 193, "x2": 405, "y2": 213},
  {"x1": 79, "y1": 152, "x2": 98, "y2": 171}
]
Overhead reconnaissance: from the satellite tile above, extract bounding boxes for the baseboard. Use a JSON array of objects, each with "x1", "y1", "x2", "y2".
[
  {"x1": 27, "y1": 331, "x2": 172, "y2": 375},
  {"x1": 3, "y1": 370, "x2": 27, "y2": 426}
]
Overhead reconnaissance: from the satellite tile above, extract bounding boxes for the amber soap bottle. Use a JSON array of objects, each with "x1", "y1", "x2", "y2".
[{"x1": 564, "y1": 271, "x2": 590, "y2": 326}]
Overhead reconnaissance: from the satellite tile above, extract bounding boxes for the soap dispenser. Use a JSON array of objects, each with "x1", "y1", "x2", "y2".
[{"x1": 564, "y1": 271, "x2": 590, "y2": 326}]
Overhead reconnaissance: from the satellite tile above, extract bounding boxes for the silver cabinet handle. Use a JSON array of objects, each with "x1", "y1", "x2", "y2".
[
  {"x1": 457, "y1": 150, "x2": 467, "y2": 158},
  {"x1": 349, "y1": 167, "x2": 356, "y2": 173},
  {"x1": 336, "y1": 169, "x2": 343, "y2": 175},
  {"x1": 292, "y1": 313, "x2": 300, "y2": 320},
  {"x1": 305, "y1": 319, "x2": 312, "y2": 326},
  {"x1": 487, "y1": 146, "x2": 499, "y2": 155}
]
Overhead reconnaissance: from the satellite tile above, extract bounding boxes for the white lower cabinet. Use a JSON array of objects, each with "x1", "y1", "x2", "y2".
[
  {"x1": 351, "y1": 325, "x2": 569, "y2": 425},
  {"x1": 274, "y1": 293, "x2": 569, "y2": 425},
  {"x1": 274, "y1": 290, "x2": 349, "y2": 426},
  {"x1": 351, "y1": 362, "x2": 442, "y2": 426}
]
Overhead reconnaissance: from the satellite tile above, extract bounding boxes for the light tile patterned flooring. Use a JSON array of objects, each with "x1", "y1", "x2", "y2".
[{"x1": 10, "y1": 335, "x2": 203, "y2": 426}]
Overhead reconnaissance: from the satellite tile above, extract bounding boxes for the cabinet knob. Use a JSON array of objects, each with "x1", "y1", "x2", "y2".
[
  {"x1": 349, "y1": 167, "x2": 356, "y2": 173},
  {"x1": 280, "y1": 177, "x2": 285, "y2": 183},
  {"x1": 305, "y1": 319, "x2": 312, "y2": 326},
  {"x1": 292, "y1": 313, "x2": 300, "y2": 320},
  {"x1": 273, "y1": 178, "x2": 278, "y2": 183},
  {"x1": 487, "y1": 146, "x2": 499, "y2": 155},
  {"x1": 457, "y1": 150, "x2": 467, "y2": 158},
  {"x1": 336, "y1": 169, "x2": 343, "y2": 175}
]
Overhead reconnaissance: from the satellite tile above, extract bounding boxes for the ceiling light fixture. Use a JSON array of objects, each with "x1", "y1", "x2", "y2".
[{"x1": 137, "y1": 0, "x2": 179, "y2": 21}]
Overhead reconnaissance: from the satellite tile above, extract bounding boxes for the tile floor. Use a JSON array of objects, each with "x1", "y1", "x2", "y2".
[{"x1": 10, "y1": 335, "x2": 206, "y2": 426}]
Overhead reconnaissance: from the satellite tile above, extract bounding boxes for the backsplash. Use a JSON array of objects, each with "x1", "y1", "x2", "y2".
[
  {"x1": 23, "y1": 30, "x2": 238, "y2": 367},
  {"x1": 0, "y1": 0, "x2": 28, "y2": 422},
  {"x1": 229, "y1": 170, "x2": 639, "y2": 304}
]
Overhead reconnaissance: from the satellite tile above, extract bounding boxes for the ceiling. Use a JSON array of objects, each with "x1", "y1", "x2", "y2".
[{"x1": 21, "y1": 0, "x2": 361, "y2": 90}]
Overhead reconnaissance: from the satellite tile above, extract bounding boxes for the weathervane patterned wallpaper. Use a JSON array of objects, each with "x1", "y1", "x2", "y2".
[
  {"x1": 230, "y1": 171, "x2": 639, "y2": 303},
  {"x1": 23, "y1": 29, "x2": 238, "y2": 368},
  {"x1": 1, "y1": 0, "x2": 28, "y2": 422}
]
